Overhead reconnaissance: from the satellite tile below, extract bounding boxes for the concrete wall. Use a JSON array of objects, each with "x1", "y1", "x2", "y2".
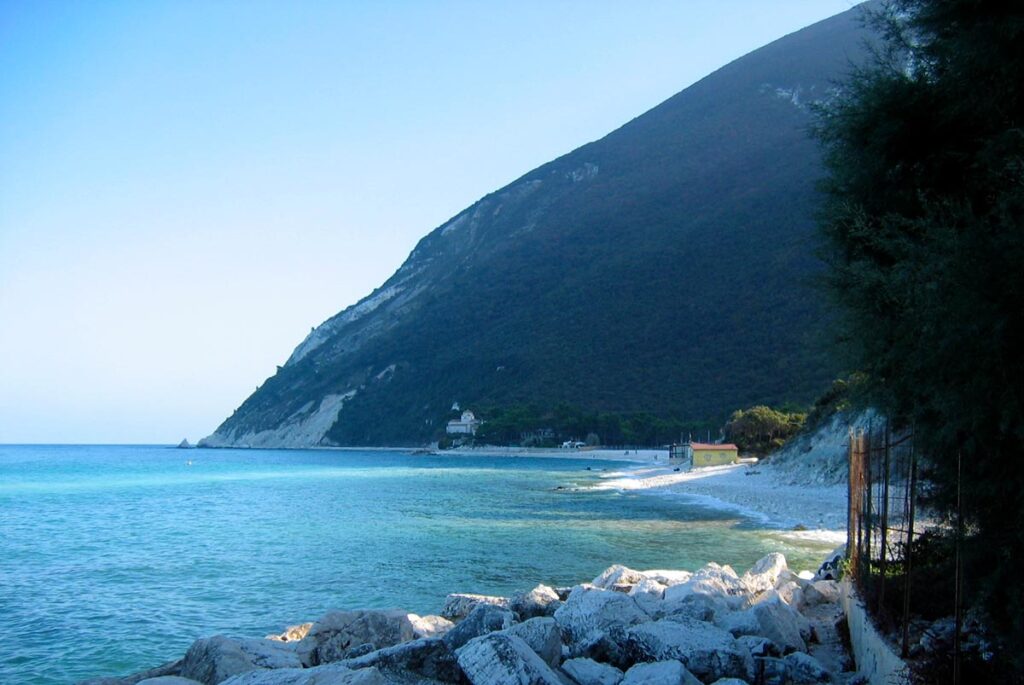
[{"x1": 840, "y1": 580, "x2": 911, "y2": 685}]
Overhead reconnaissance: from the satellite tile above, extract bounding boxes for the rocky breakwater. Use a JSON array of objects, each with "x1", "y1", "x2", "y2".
[{"x1": 80, "y1": 553, "x2": 856, "y2": 685}]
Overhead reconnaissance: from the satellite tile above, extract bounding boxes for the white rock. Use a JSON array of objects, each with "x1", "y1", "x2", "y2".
[
  {"x1": 663, "y1": 563, "x2": 748, "y2": 609},
  {"x1": 501, "y1": 617, "x2": 563, "y2": 668},
  {"x1": 592, "y1": 565, "x2": 647, "y2": 590},
  {"x1": 801, "y1": 580, "x2": 840, "y2": 608},
  {"x1": 750, "y1": 597, "x2": 808, "y2": 652},
  {"x1": 775, "y1": 581, "x2": 804, "y2": 608},
  {"x1": 621, "y1": 661, "x2": 700, "y2": 685},
  {"x1": 408, "y1": 614, "x2": 454, "y2": 639},
  {"x1": 442, "y1": 604, "x2": 516, "y2": 650},
  {"x1": 553, "y1": 586, "x2": 650, "y2": 662},
  {"x1": 742, "y1": 553, "x2": 788, "y2": 595},
  {"x1": 628, "y1": 578, "x2": 667, "y2": 616},
  {"x1": 440, "y1": 593, "x2": 509, "y2": 620},
  {"x1": 561, "y1": 657, "x2": 623, "y2": 685},
  {"x1": 797, "y1": 570, "x2": 816, "y2": 581},
  {"x1": 640, "y1": 570, "x2": 692, "y2": 587},
  {"x1": 303, "y1": 609, "x2": 416, "y2": 665},
  {"x1": 180, "y1": 636, "x2": 304, "y2": 685},
  {"x1": 456, "y1": 633, "x2": 563, "y2": 685},
  {"x1": 219, "y1": 664, "x2": 387, "y2": 685},
  {"x1": 783, "y1": 651, "x2": 831, "y2": 683},
  {"x1": 341, "y1": 636, "x2": 462, "y2": 683},
  {"x1": 511, "y1": 584, "x2": 563, "y2": 618},
  {"x1": 623, "y1": 618, "x2": 752, "y2": 682}
]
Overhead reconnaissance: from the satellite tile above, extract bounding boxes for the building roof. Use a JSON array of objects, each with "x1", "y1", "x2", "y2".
[{"x1": 690, "y1": 442, "x2": 738, "y2": 450}]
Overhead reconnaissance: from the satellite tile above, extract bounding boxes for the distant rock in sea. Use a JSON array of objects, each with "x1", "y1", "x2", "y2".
[{"x1": 177, "y1": 439, "x2": 194, "y2": 449}]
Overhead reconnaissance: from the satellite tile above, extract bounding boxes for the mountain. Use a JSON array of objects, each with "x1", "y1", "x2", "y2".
[{"x1": 202, "y1": 5, "x2": 875, "y2": 448}]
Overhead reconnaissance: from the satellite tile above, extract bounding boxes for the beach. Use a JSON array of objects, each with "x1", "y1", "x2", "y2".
[{"x1": 448, "y1": 446, "x2": 849, "y2": 547}]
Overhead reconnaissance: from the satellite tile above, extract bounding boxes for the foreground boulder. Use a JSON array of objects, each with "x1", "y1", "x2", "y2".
[
  {"x1": 510, "y1": 584, "x2": 563, "y2": 618},
  {"x1": 620, "y1": 661, "x2": 700, "y2": 685},
  {"x1": 741, "y1": 553, "x2": 789, "y2": 595},
  {"x1": 218, "y1": 664, "x2": 388, "y2": 685},
  {"x1": 341, "y1": 636, "x2": 463, "y2": 683},
  {"x1": 440, "y1": 594, "x2": 509, "y2": 621},
  {"x1": 500, "y1": 617, "x2": 562, "y2": 668},
  {"x1": 302, "y1": 610, "x2": 416, "y2": 665},
  {"x1": 137, "y1": 678, "x2": 202, "y2": 685},
  {"x1": 409, "y1": 614, "x2": 455, "y2": 639},
  {"x1": 623, "y1": 617, "x2": 752, "y2": 682},
  {"x1": 455, "y1": 633, "x2": 562, "y2": 685},
  {"x1": 180, "y1": 636, "x2": 303, "y2": 685},
  {"x1": 442, "y1": 604, "x2": 516, "y2": 650},
  {"x1": 663, "y1": 563, "x2": 748, "y2": 610},
  {"x1": 561, "y1": 658, "x2": 623, "y2": 685},
  {"x1": 592, "y1": 565, "x2": 647, "y2": 591},
  {"x1": 554, "y1": 586, "x2": 650, "y2": 664}
]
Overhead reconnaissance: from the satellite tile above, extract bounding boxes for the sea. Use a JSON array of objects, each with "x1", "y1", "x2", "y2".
[{"x1": 0, "y1": 444, "x2": 834, "y2": 684}]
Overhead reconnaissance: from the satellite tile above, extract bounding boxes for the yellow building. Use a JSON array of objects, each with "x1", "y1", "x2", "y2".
[{"x1": 679, "y1": 442, "x2": 739, "y2": 468}]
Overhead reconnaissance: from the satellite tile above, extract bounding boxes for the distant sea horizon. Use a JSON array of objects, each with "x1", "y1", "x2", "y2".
[{"x1": 0, "y1": 444, "x2": 832, "y2": 684}]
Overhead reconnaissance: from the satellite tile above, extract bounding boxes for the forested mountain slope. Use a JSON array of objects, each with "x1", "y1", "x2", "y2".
[{"x1": 203, "y1": 5, "x2": 874, "y2": 447}]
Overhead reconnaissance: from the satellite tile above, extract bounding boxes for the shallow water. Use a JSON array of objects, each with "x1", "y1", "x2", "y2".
[{"x1": 0, "y1": 445, "x2": 832, "y2": 683}]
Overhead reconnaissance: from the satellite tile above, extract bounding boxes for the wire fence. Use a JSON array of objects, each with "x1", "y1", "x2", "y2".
[{"x1": 847, "y1": 421, "x2": 922, "y2": 657}]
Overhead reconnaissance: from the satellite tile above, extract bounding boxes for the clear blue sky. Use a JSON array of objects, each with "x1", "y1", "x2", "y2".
[{"x1": 0, "y1": 1, "x2": 857, "y2": 444}]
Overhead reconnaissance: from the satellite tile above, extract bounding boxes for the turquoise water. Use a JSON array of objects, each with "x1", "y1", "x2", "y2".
[{"x1": 0, "y1": 445, "x2": 831, "y2": 684}]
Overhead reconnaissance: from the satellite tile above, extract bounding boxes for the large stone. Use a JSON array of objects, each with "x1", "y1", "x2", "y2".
[
  {"x1": 801, "y1": 581, "x2": 840, "y2": 608},
  {"x1": 627, "y1": 579, "x2": 667, "y2": 617},
  {"x1": 708, "y1": 680, "x2": 750, "y2": 685},
  {"x1": 742, "y1": 553, "x2": 788, "y2": 595},
  {"x1": 663, "y1": 563, "x2": 748, "y2": 610},
  {"x1": 783, "y1": 652, "x2": 831, "y2": 684},
  {"x1": 180, "y1": 636, "x2": 303, "y2": 685},
  {"x1": 751, "y1": 597, "x2": 809, "y2": 653},
  {"x1": 440, "y1": 593, "x2": 510, "y2": 621},
  {"x1": 621, "y1": 661, "x2": 700, "y2": 685},
  {"x1": 561, "y1": 658, "x2": 623, "y2": 685},
  {"x1": 303, "y1": 610, "x2": 416, "y2": 665},
  {"x1": 456, "y1": 633, "x2": 563, "y2": 685},
  {"x1": 639, "y1": 570, "x2": 692, "y2": 587},
  {"x1": 218, "y1": 664, "x2": 388, "y2": 685},
  {"x1": 511, "y1": 584, "x2": 563, "y2": 619},
  {"x1": 500, "y1": 617, "x2": 563, "y2": 668},
  {"x1": 663, "y1": 592, "x2": 727, "y2": 623},
  {"x1": 592, "y1": 565, "x2": 647, "y2": 590},
  {"x1": 137, "y1": 678, "x2": 202, "y2": 685},
  {"x1": 341, "y1": 636, "x2": 463, "y2": 683},
  {"x1": 623, "y1": 618, "x2": 752, "y2": 682},
  {"x1": 409, "y1": 614, "x2": 455, "y2": 639},
  {"x1": 442, "y1": 603, "x2": 516, "y2": 650},
  {"x1": 554, "y1": 586, "x2": 650, "y2": 664}
]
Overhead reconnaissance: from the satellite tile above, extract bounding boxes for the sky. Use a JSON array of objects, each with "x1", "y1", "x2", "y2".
[{"x1": 0, "y1": 0, "x2": 858, "y2": 444}]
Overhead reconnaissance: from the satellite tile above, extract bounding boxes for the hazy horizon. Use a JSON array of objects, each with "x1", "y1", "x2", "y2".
[{"x1": 1, "y1": 0, "x2": 857, "y2": 444}]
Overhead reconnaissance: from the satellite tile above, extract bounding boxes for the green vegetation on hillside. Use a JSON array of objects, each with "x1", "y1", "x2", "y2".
[
  {"x1": 723, "y1": 405, "x2": 806, "y2": 455},
  {"x1": 816, "y1": 0, "x2": 1024, "y2": 676}
]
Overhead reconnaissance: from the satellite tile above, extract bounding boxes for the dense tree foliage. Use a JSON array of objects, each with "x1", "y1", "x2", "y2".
[
  {"x1": 723, "y1": 405, "x2": 806, "y2": 455},
  {"x1": 469, "y1": 402, "x2": 715, "y2": 448},
  {"x1": 815, "y1": 0, "x2": 1024, "y2": 672}
]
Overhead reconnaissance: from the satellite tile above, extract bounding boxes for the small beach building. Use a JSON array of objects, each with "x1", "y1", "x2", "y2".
[
  {"x1": 672, "y1": 442, "x2": 739, "y2": 468},
  {"x1": 446, "y1": 410, "x2": 481, "y2": 435}
]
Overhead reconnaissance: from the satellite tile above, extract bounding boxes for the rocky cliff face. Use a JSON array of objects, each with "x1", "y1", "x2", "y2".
[{"x1": 203, "y1": 5, "x2": 876, "y2": 448}]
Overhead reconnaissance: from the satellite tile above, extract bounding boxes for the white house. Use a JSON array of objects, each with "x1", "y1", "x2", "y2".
[{"x1": 446, "y1": 410, "x2": 481, "y2": 435}]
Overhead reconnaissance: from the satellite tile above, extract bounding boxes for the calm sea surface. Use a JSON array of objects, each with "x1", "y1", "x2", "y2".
[{"x1": 0, "y1": 445, "x2": 832, "y2": 684}]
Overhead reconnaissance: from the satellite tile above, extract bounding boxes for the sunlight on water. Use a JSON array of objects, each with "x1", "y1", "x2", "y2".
[{"x1": 0, "y1": 445, "x2": 834, "y2": 684}]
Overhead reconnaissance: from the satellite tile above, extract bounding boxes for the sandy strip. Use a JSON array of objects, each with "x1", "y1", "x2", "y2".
[{"x1": 592, "y1": 462, "x2": 848, "y2": 546}]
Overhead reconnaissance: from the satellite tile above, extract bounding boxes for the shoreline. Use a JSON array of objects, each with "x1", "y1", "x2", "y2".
[{"x1": 592, "y1": 462, "x2": 847, "y2": 546}]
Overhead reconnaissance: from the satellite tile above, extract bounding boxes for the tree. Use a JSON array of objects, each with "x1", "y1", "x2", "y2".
[
  {"x1": 815, "y1": 0, "x2": 1024, "y2": 671},
  {"x1": 724, "y1": 405, "x2": 805, "y2": 454}
]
